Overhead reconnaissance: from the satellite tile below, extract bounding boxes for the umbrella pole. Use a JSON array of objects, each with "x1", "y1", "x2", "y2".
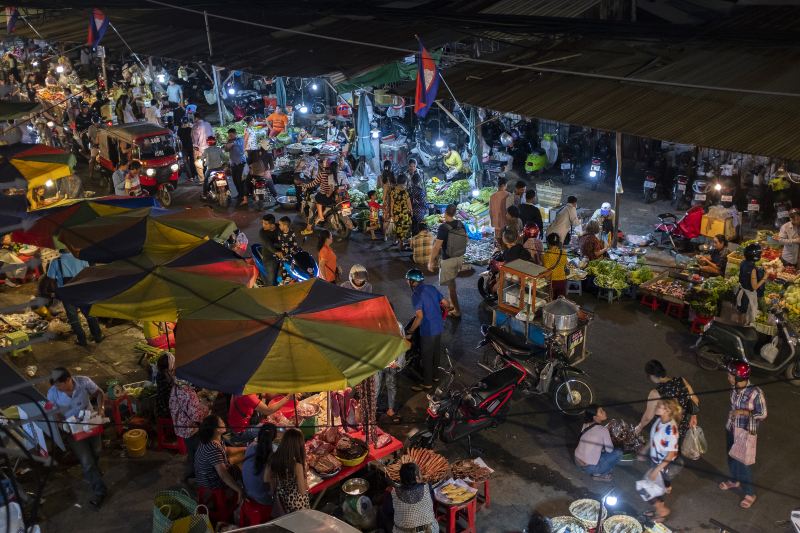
[
  {"x1": 163, "y1": 322, "x2": 170, "y2": 350},
  {"x1": 293, "y1": 393, "x2": 299, "y2": 428}
]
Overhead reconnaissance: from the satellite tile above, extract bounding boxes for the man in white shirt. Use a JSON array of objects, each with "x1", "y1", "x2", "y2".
[
  {"x1": 191, "y1": 112, "x2": 214, "y2": 180},
  {"x1": 548, "y1": 195, "x2": 580, "y2": 246},
  {"x1": 144, "y1": 98, "x2": 161, "y2": 125},
  {"x1": 776, "y1": 208, "x2": 800, "y2": 267}
]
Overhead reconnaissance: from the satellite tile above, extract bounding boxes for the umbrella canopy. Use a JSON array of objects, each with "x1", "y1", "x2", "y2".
[
  {"x1": 175, "y1": 279, "x2": 409, "y2": 394},
  {"x1": 353, "y1": 92, "x2": 375, "y2": 159},
  {"x1": 57, "y1": 240, "x2": 253, "y2": 322},
  {"x1": 468, "y1": 107, "x2": 482, "y2": 187},
  {"x1": 0, "y1": 102, "x2": 42, "y2": 121},
  {"x1": 276, "y1": 77, "x2": 287, "y2": 109},
  {"x1": 0, "y1": 144, "x2": 76, "y2": 191},
  {"x1": 58, "y1": 207, "x2": 236, "y2": 263}
]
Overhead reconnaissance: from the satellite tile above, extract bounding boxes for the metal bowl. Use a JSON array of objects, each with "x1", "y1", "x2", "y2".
[
  {"x1": 342, "y1": 477, "x2": 369, "y2": 496},
  {"x1": 276, "y1": 195, "x2": 296, "y2": 208}
]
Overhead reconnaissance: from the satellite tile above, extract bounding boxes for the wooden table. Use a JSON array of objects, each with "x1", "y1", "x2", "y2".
[{"x1": 308, "y1": 430, "x2": 403, "y2": 506}]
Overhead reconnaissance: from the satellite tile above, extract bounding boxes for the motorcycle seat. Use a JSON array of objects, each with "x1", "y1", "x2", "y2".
[
  {"x1": 712, "y1": 322, "x2": 761, "y2": 354},
  {"x1": 485, "y1": 326, "x2": 546, "y2": 360},
  {"x1": 473, "y1": 365, "x2": 525, "y2": 403}
]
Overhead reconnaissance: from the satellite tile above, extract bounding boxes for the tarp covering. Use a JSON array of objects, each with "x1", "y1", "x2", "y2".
[
  {"x1": 175, "y1": 279, "x2": 409, "y2": 394},
  {"x1": 0, "y1": 102, "x2": 42, "y2": 121},
  {"x1": 0, "y1": 144, "x2": 76, "y2": 191}
]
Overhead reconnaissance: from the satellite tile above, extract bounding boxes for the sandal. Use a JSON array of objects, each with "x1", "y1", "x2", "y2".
[
  {"x1": 719, "y1": 481, "x2": 740, "y2": 491},
  {"x1": 739, "y1": 495, "x2": 756, "y2": 509}
]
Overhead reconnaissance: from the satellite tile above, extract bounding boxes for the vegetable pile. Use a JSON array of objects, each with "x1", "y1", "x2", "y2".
[
  {"x1": 628, "y1": 265, "x2": 654, "y2": 286},
  {"x1": 426, "y1": 179, "x2": 472, "y2": 204},
  {"x1": 586, "y1": 260, "x2": 629, "y2": 294}
]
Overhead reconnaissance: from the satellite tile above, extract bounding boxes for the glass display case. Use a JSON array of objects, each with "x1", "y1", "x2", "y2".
[{"x1": 497, "y1": 259, "x2": 550, "y2": 318}]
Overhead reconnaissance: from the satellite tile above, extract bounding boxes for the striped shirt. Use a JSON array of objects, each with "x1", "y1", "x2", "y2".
[
  {"x1": 195, "y1": 440, "x2": 229, "y2": 489},
  {"x1": 727, "y1": 384, "x2": 767, "y2": 433}
]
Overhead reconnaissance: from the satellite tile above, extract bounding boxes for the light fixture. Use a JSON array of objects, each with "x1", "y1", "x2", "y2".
[
  {"x1": 46, "y1": 121, "x2": 54, "y2": 128},
  {"x1": 371, "y1": 129, "x2": 380, "y2": 139},
  {"x1": 435, "y1": 139, "x2": 445, "y2": 148},
  {"x1": 714, "y1": 183, "x2": 722, "y2": 191},
  {"x1": 227, "y1": 87, "x2": 236, "y2": 95},
  {"x1": 157, "y1": 73, "x2": 165, "y2": 83},
  {"x1": 311, "y1": 82, "x2": 318, "y2": 91},
  {"x1": 605, "y1": 495, "x2": 618, "y2": 507},
  {"x1": 170, "y1": 163, "x2": 179, "y2": 172},
  {"x1": 45, "y1": 179, "x2": 54, "y2": 187},
  {"x1": 146, "y1": 168, "x2": 156, "y2": 177},
  {"x1": 589, "y1": 170, "x2": 597, "y2": 178},
  {"x1": 56, "y1": 65, "x2": 64, "y2": 73},
  {"x1": 471, "y1": 189, "x2": 480, "y2": 198},
  {"x1": 596, "y1": 489, "x2": 618, "y2": 532},
  {"x1": 299, "y1": 104, "x2": 308, "y2": 114},
  {"x1": 31, "y1": 60, "x2": 39, "y2": 66}
]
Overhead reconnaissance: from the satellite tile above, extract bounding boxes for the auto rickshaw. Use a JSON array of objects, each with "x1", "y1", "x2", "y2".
[{"x1": 92, "y1": 122, "x2": 181, "y2": 206}]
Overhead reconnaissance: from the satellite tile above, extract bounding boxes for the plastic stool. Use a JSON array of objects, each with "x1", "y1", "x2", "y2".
[
  {"x1": 105, "y1": 394, "x2": 133, "y2": 437},
  {"x1": 477, "y1": 479, "x2": 491, "y2": 509},
  {"x1": 437, "y1": 498, "x2": 477, "y2": 533},
  {"x1": 640, "y1": 293, "x2": 659, "y2": 311},
  {"x1": 596, "y1": 288, "x2": 617, "y2": 303},
  {"x1": 156, "y1": 417, "x2": 187, "y2": 454},
  {"x1": 3, "y1": 331, "x2": 33, "y2": 357},
  {"x1": 665, "y1": 302, "x2": 685, "y2": 320},
  {"x1": 566, "y1": 280, "x2": 582, "y2": 296},
  {"x1": 690, "y1": 315, "x2": 713, "y2": 334}
]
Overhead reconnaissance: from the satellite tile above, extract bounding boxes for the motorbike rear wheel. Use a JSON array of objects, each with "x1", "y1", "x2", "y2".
[
  {"x1": 785, "y1": 359, "x2": 800, "y2": 386},
  {"x1": 218, "y1": 190, "x2": 228, "y2": 208},
  {"x1": 696, "y1": 342, "x2": 725, "y2": 371},
  {"x1": 477, "y1": 276, "x2": 496, "y2": 301},
  {"x1": 554, "y1": 378, "x2": 593, "y2": 415}
]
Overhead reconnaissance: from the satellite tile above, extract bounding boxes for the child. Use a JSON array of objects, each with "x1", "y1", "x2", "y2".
[
  {"x1": 276, "y1": 216, "x2": 300, "y2": 259},
  {"x1": 125, "y1": 161, "x2": 143, "y2": 197},
  {"x1": 366, "y1": 190, "x2": 381, "y2": 240}
]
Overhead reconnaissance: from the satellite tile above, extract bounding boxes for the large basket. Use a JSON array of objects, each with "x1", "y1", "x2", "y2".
[
  {"x1": 536, "y1": 180, "x2": 562, "y2": 208},
  {"x1": 152, "y1": 489, "x2": 198, "y2": 533}
]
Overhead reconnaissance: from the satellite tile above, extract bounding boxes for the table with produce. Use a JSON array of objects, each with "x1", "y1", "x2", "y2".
[{"x1": 584, "y1": 259, "x2": 655, "y2": 297}]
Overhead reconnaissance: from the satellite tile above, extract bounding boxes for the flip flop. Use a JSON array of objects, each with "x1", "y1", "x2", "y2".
[
  {"x1": 740, "y1": 495, "x2": 756, "y2": 509},
  {"x1": 719, "y1": 481, "x2": 740, "y2": 491}
]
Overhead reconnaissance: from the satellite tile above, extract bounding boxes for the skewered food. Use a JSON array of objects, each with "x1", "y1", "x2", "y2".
[
  {"x1": 450, "y1": 459, "x2": 492, "y2": 482},
  {"x1": 385, "y1": 448, "x2": 449, "y2": 484}
]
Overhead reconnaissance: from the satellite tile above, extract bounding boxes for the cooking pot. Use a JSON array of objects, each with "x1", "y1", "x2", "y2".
[{"x1": 542, "y1": 296, "x2": 579, "y2": 332}]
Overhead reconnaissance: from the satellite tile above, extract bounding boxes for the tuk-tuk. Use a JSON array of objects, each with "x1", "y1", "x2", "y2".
[{"x1": 93, "y1": 122, "x2": 181, "y2": 206}]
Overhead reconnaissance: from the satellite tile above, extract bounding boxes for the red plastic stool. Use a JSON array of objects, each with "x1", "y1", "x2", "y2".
[
  {"x1": 239, "y1": 499, "x2": 272, "y2": 526},
  {"x1": 476, "y1": 479, "x2": 490, "y2": 509},
  {"x1": 197, "y1": 486, "x2": 237, "y2": 525},
  {"x1": 640, "y1": 293, "x2": 659, "y2": 311},
  {"x1": 105, "y1": 395, "x2": 133, "y2": 436},
  {"x1": 665, "y1": 302, "x2": 685, "y2": 320},
  {"x1": 156, "y1": 417, "x2": 187, "y2": 454},
  {"x1": 691, "y1": 315, "x2": 713, "y2": 334},
  {"x1": 436, "y1": 498, "x2": 477, "y2": 533}
]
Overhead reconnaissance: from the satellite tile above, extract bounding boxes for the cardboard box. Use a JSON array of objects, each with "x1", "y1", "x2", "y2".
[{"x1": 701, "y1": 214, "x2": 736, "y2": 240}]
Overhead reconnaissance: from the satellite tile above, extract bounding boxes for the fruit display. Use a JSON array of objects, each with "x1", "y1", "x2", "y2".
[
  {"x1": 782, "y1": 283, "x2": 800, "y2": 318},
  {"x1": 385, "y1": 448, "x2": 449, "y2": 484},
  {"x1": 450, "y1": 459, "x2": 493, "y2": 482}
]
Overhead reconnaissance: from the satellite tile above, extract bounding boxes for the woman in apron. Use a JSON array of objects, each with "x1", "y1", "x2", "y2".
[{"x1": 736, "y1": 243, "x2": 767, "y2": 326}]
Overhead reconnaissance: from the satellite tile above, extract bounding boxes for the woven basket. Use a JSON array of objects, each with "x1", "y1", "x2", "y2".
[
  {"x1": 152, "y1": 489, "x2": 198, "y2": 533},
  {"x1": 753, "y1": 321, "x2": 777, "y2": 336}
]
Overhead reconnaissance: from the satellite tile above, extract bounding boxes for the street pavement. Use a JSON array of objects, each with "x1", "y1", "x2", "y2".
[{"x1": 6, "y1": 172, "x2": 799, "y2": 532}]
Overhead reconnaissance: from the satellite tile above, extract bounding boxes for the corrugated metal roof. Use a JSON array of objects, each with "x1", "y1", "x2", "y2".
[{"x1": 480, "y1": 0, "x2": 601, "y2": 18}]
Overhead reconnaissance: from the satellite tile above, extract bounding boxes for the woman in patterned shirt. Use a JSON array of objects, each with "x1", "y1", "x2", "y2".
[
  {"x1": 409, "y1": 172, "x2": 427, "y2": 236},
  {"x1": 390, "y1": 462, "x2": 438, "y2": 533},
  {"x1": 645, "y1": 399, "x2": 681, "y2": 523}
]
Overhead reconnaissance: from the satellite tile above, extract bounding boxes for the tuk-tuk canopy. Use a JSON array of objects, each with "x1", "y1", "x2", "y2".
[{"x1": 99, "y1": 122, "x2": 174, "y2": 143}]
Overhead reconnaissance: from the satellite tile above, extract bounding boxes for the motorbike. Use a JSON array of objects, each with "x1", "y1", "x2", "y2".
[
  {"x1": 206, "y1": 168, "x2": 231, "y2": 207},
  {"x1": 558, "y1": 147, "x2": 577, "y2": 185},
  {"x1": 694, "y1": 310, "x2": 800, "y2": 384},
  {"x1": 477, "y1": 251, "x2": 504, "y2": 302},
  {"x1": 407, "y1": 350, "x2": 525, "y2": 454},
  {"x1": 277, "y1": 250, "x2": 318, "y2": 285},
  {"x1": 587, "y1": 156, "x2": 605, "y2": 190},
  {"x1": 671, "y1": 174, "x2": 690, "y2": 210},
  {"x1": 250, "y1": 174, "x2": 276, "y2": 210},
  {"x1": 478, "y1": 325, "x2": 594, "y2": 415},
  {"x1": 323, "y1": 188, "x2": 354, "y2": 241},
  {"x1": 410, "y1": 125, "x2": 445, "y2": 171},
  {"x1": 643, "y1": 170, "x2": 658, "y2": 203},
  {"x1": 691, "y1": 178, "x2": 712, "y2": 206}
]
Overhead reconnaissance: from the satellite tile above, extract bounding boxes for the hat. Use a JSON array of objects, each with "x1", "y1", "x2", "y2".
[{"x1": 600, "y1": 202, "x2": 611, "y2": 214}]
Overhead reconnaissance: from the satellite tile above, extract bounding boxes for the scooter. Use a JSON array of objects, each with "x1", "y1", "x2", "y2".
[
  {"x1": 643, "y1": 171, "x2": 658, "y2": 203},
  {"x1": 250, "y1": 245, "x2": 318, "y2": 286},
  {"x1": 478, "y1": 325, "x2": 594, "y2": 415},
  {"x1": 694, "y1": 310, "x2": 800, "y2": 384},
  {"x1": 559, "y1": 148, "x2": 577, "y2": 185},
  {"x1": 671, "y1": 174, "x2": 690, "y2": 210},
  {"x1": 206, "y1": 168, "x2": 231, "y2": 207},
  {"x1": 250, "y1": 174, "x2": 276, "y2": 210},
  {"x1": 477, "y1": 251, "x2": 504, "y2": 302},
  {"x1": 587, "y1": 156, "x2": 605, "y2": 190},
  {"x1": 691, "y1": 178, "x2": 712, "y2": 206},
  {"x1": 407, "y1": 350, "x2": 525, "y2": 454}
]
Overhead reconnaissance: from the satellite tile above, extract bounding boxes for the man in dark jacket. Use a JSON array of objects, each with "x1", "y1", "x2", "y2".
[
  {"x1": 518, "y1": 189, "x2": 543, "y2": 236},
  {"x1": 258, "y1": 214, "x2": 280, "y2": 286}
]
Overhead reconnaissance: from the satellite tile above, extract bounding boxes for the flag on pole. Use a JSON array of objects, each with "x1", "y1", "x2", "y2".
[
  {"x1": 5, "y1": 7, "x2": 18, "y2": 34},
  {"x1": 414, "y1": 38, "x2": 439, "y2": 118},
  {"x1": 615, "y1": 175, "x2": 624, "y2": 194},
  {"x1": 87, "y1": 8, "x2": 109, "y2": 48}
]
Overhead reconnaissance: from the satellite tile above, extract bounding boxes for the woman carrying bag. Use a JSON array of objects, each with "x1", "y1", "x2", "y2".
[
  {"x1": 735, "y1": 243, "x2": 767, "y2": 326},
  {"x1": 643, "y1": 399, "x2": 682, "y2": 522},
  {"x1": 720, "y1": 362, "x2": 767, "y2": 509}
]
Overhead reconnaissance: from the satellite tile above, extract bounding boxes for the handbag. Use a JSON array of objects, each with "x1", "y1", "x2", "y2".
[{"x1": 729, "y1": 426, "x2": 757, "y2": 465}]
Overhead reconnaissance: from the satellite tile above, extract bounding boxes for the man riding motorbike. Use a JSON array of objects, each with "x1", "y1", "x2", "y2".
[
  {"x1": 300, "y1": 158, "x2": 344, "y2": 236},
  {"x1": 74, "y1": 102, "x2": 99, "y2": 154}
]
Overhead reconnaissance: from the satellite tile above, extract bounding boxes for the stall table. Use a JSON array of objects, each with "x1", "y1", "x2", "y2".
[{"x1": 309, "y1": 430, "x2": 402, "y2": 506}]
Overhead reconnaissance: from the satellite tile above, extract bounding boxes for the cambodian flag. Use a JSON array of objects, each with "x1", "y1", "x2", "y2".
[
  {"x1": 6, "y1": 7, "x2": 18, "y2": 34},
  {"x1": 87, "y1": 8, "x2": 109, "y2": 48},
  {"x1": 414, "y1": 39, "x2": 439, "y2": 118}
]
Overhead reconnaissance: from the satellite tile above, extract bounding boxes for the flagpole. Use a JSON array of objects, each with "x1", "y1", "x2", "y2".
[
  {"x1": 19, "y1": 9, "x2": 44, "y2": 40},
  {"x1": 109, "y1": 22, "x2": 146, "y2": 71}
]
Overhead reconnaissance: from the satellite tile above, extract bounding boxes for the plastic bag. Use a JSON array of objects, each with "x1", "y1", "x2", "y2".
[
  {"x1": 636, "y1": 469, "x2": 666, "y2": 501},
  {"x1": 681, "y1": 426, "x2": 708, "y2": 460}
]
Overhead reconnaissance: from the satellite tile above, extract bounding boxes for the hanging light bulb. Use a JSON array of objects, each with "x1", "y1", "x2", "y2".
[
  {"x1": 605, "y1": 495, "x2": 618, "y2": 507},
  {"x1": 45, "y1": 180, "x2": 54, "y2": 187},
  {"x1": 157, "y1": 73, "x2": 166, "y2": 83},
  {"x1": 299, "y1": 104, "x2": 308, "y2": 114},
  {"x1": 435, "y1": 139, "x2": 445, "y2": 148},
  {"x1": 371, "y1": 129, "x2": 380, "y2": 139},
  {"x1": 31, "y1": 60, "x2": 39, "y2": 67},
  {"x1": 471, "y1": 189, "x2": 480, "y2": 198},
  {"x1": 56, "y1": 65, "x2": 64, "y2": 73},
  {"x1": 311, "y1": 82, "x2": 318, "y2": 91},
  {"x1": 227, "y1": 87, "x2": 236, "y2": 95}
]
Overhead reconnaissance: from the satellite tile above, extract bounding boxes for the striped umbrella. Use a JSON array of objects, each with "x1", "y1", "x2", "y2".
[
  {"x1": 0, "y1": 143, "x2": 76, "y2": 191},
  {"x1": 175, "y1": 279, "x2": 408, "y2": 394}
]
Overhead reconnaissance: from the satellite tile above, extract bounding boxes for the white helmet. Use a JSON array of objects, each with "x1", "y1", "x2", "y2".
[
  {"x1": 600, "y1": 202, "x2": 611, "y2": 214},
  {"x1": 349, "y1": 264, "x2": 368, "y2": 287}
]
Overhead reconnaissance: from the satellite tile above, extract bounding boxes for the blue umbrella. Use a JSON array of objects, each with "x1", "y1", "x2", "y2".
[
  {"x1": 468, "y1": 107, "x2": 483, "y2": 187},
  {"x1": 354, "y1": 92, "x2": 375, "y2": 159},
  {"x1": 276, "y1": 77, "x2": 287, "y2": 109}
]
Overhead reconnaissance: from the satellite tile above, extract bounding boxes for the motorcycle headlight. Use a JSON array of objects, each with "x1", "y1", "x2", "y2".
[
  {"x1": 146, "y1": 168, "x2": 156, "y2": 177},
  {"x1": 589, "y1": 170, "x2": 597, "y2": 178},
  {"x1": 170, "y1": 163, "x2": 179, "y2": 172}
]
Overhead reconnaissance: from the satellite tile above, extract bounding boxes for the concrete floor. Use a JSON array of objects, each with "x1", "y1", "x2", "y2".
[{"x1": 3, "y1": 172, "x2": 798, "y2": 532}]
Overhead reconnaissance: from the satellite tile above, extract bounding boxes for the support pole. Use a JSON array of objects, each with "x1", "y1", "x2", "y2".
[
  {"x1": 203, "y1": 11, "x2": 225, "y2": 126},
  {"x1": 612, "y1": 131, "x2": 623, "y2": 248}
]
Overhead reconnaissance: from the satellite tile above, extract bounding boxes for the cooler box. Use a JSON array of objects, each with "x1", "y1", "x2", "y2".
[{"x1": 701, "y1": 214, "x2": 736, "y2": 240}]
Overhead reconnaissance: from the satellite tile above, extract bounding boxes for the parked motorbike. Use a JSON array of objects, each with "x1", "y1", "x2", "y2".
[
  {"x1": 206, "y1": 169, "x2": 231, "y2": 207},
  {"x1": 559, "y1": 148, "x2": 577, "y2": 185},
  {"x1": 277, "y1": 250, "x2": 319, "y2": 285},
  {"x1": 477, "y1": 251, "x2": 504, "y2": 302},
  {"x1": 691, "y1": 178, "x2": 712, "y2": 206},
  {"x1": 671, "y1": 174, "x2": 690, "y2": 210},
  {"x1": 479, "y1": 325, "x2": 594, "y2": 415},
  {"x1": 250, "y1": 174, "x2": 276, "y2": 210},
  {"x1": 407, "y1": 350, "x2": 524, "y2": 453},
  {"x1": 323, "y1": 188, "x2": 354, "y2": 241},
  {"x1": 587, "y1": 156, "x2": 605, "y2": 190},
  {"x1": 694, "y1": 310, "x2": 800, "y2": 384},
  {"x1": 643, "y1": 170, "x2": 658, "y2": 203}
]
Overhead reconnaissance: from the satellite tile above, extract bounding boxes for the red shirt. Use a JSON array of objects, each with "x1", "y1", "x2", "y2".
[{"x1": 227, "y1": 394, "x2": 261, "y2": 433}]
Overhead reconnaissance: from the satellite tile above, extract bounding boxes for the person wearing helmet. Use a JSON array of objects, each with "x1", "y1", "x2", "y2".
[
  {"x1": 522, "y1": 223, "x2": 543, "y2": 264},
  {"x1": 340, "y1": 264, "x2": 373, "y2": 292},
  {"x1": 200, "y1": 135, "x2": 225, "y2": 199},
  {"x1": 591, "y1": 201, "x2": 616, "y2": 245},
  {"x1": 774, "y1": 208, "x2": 800, "y2": 267},
  {"x1": 721, "y1": 361, "x2": 766, "y2": 509},
  {"x1": 405, "y1": 269, "x2": 450, "y2": 391},
  {"x1": 735, "y1": 243, "x2": 767, "y2": 326}
]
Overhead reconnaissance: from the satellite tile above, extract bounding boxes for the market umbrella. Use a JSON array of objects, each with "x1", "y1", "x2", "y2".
[
  {"x1": 58, "y1": 207, "x2": 236, "y2": 263},
  {"x1": 57, "y1": 240, "x2": 254, "y2": 322},
  {"x1": 174, "y1": 279, "x2": 409, "y2": 394},
  {"x1": 0, "y1": 144, "x2": 76, "y2": 191},
  {"x1": 353, "y1": 92, "x2": 374, "y2": 159},
  {"x1": 275, "y1": 77, "x2": 287, "y2": 109},
  {"x1": 0, "y1": 102, "x2": 42, "y2": 121},
  {"x1": 468, "y1": 106, "x2": 483, "y2": 187}
]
